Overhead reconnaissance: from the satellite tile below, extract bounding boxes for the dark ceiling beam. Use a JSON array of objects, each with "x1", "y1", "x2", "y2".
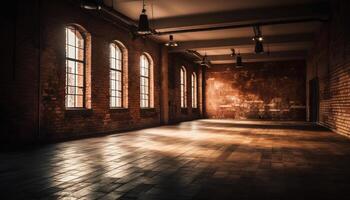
[
  {"x1": 169, "y1": 33, "x2": 313, "y2": 52},
  {"x1": 211, "y1": 57, "x2": 305, "y2": 64},
  {"x1": 156, "y1": 17, "x2": 325, "y2": 35},
  {"x1": 153, "y1": 3, "x2": 329, "y2": 31},
  {"x1": 206, "y1": 50, "x2": 307, "y2": 62}
]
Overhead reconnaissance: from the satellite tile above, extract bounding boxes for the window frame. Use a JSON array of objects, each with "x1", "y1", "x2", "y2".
[
  {"x1": 109, "y1": 43, "x2": 124, "y2": 108},
  {"x1": 140, "y1": 54, "x2": 151, "y2": 108},
  {"x1": 180, "y1": 66, "x2": 187, "y2": 108},
  {"x1": 191, "y1": 72, "x2": 198, "y2": 108},
  {"x1": 65, "y1": 25, "x2": 87, "y2": 109}
]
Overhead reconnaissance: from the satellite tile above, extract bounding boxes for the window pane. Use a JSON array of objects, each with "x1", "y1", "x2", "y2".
[
  {"x1": 76, "y1": 95, "x2": 83, "y2": 107},
  {"x1": 67, "y1": 60, "x2": 75, "y2": 73},
  {"x1": 65, "y1": 26, "x2": 85, "y2": 108},
  {"x1": 77, "y1": 75, "x2": 84, "y2": 87},
  {"x1": 110, "y1": 42, "x2": 123, "y2": 108},
  {"x1": 67, "y1": 74, "x2": 75, "y2": 86}
]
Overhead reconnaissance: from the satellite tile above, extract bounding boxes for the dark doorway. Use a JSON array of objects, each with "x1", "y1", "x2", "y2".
[{"x1": 309, "y1": 78, "x2": 319, "y2": 123}]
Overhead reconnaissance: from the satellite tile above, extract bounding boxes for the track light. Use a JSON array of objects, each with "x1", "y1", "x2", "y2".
[
  {"x1": 253, "y1": 25, "x2": 264, "y2": 54},
  {"x1": 165, "y1": 35, "x2": 178, "y2": 47},
  {"x1": 80, "y1": 0, "x2": 102, "y2": 10},
  {"x1": 137, "y1": 0, "x2": 152, "y2": 35}
]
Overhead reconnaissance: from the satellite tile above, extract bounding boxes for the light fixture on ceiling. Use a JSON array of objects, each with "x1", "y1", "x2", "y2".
[
  {"x1": 252, "y1": 25, "x2": 264, "y2": 54},
  {"x1": 165, "y1": 35, "x2": 178, "y2": 47},
  {"x1": 137, "y1": 0, "x2": 152, "y2": 35},
  {"x1": 231, "y1": 49, "x2": 243, "y2": 68},
  {"x1": 200, "y1": 53, "x2": 209, "y2": 66},
  {"x1": 80, "y1": 0, "x2": 102, "y2": 10},
  {"x1": 230, "y1": 48, "x2": 236, "y2": 57},
  {"x1": 236, "y1": 53, "x2": 243, "y2": 68}
]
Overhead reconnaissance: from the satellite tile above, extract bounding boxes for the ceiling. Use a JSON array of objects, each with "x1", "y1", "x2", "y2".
[{"x1": 103, "y1": 0, "x2": 329, "y2": 64}]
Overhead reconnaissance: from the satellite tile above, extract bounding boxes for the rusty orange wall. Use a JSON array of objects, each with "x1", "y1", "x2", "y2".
[{"x1": 205, "y1": 61, "x2": 306, "y2": 120}]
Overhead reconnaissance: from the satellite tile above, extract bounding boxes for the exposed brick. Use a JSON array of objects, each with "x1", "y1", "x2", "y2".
[
  {"x1": 205, "y1": 61, "x2": 306, "y2": 120},
  {"x1": 307, "y1": 0, "x2": 350, "y2": 136},
  {"x1": 1, "y1": 0, "x2": 201, "y2": 144}
]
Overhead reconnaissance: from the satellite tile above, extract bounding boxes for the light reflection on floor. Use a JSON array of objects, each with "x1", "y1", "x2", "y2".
[{"x1": 1, "y1": 120, "x2": 350, "y2": 200}]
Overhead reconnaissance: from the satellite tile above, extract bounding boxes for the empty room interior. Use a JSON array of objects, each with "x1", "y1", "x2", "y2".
[{"x1": 2, "y1": 0, "x2": 350, "y2": 199}]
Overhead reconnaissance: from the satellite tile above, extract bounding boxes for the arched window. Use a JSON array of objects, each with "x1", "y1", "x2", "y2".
[
  {"x1": 140, "y1": 53, "x2": 154, "y2": 108},
  {"x1": 110, "y1": 43, "x2": 123, "y2": 108},
  {"x1": 65, "y1": 25, "x2": 91, "y2": 108},
  {"x1": 191, "y1": 72, "x2": 197, "y2": 108},
  {"x1": 180, "y1": 66, "x2": 187, "y2": 108}
]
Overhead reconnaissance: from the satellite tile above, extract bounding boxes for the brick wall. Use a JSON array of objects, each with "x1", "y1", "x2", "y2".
[
  {"x1": 205, "y1": 61, "x2": 306, "y2": 120},
  {"x1": 307, "y1": 0, "x2": 350, "y2": 136},
  {"x1": 1, "y1": 1, "x2": 40, "y2": 144},
  {"x1": 168, "y1": 53, "x2": 202, "y2": 123},
  {"x1": 1, "y1": 0, "x2": 201, "y2": 144}
]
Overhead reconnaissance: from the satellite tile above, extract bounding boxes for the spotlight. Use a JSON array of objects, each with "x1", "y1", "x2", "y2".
[
  {"x1": 253, "y1": 25, "x2": 264, "y2": 54},
  {"x1": 165, "y1": 35, "x2": 178, "y2": 47}
]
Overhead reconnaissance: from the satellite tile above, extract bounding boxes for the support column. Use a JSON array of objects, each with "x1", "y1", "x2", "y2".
[{"x1": 160, "y1": 46, "x2": 169, "y2": 124}]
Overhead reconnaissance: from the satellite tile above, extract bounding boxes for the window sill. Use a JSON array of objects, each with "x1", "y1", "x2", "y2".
[
  {"x1": 65, "y1": 108, "x2": 93, "y2": 117},
  {"x1": 140, "y1": 108, "x2": 155, "y2": 111},
  {"x1": 110, "y1": 108, "x2": 129, "y2": 113},
  {"x1": 140, "y1": 108, "x2": 157, "y2": 118},
  {"x1": 65, "y1": 108, "x2": 92, "y2": 111}
]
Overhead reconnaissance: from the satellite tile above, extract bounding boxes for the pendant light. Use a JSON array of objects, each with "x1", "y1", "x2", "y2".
[
  {"x1": 231, "y1": 49, "x2": 243, "y2": 68},
  {"x1": 137, "y1": 0, "x2": 152, "y2": 35},
  {"x1": 80, "y1": 0, "x2": 102, "y2": 10},
  {"x1": 165, "y1": 35, "x2": 178, "y2": 47},
  {"x1": 253, "y1": 25, "x2": 264, "y2": 54},
  {"x1": 200, "y1": 54, "x2": 208, "y2": 66},
  {"x1": 236, "y1": 53, "x2": 243, "y2": 68}
]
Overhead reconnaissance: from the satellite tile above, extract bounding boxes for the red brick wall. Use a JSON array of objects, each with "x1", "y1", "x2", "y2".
[
  {"x1": 1, "y1": 1, "x2": 40, "y2": 144},
  {"x1": 168, "y1": 53, "x2": 202, "y2": 123},
  {"x1": 206, "y1": 61, "x2": 306, "y2": 120},
  {"x1": 307, "y1": 0, "x2": 350, "y2": 136},
  {"x1": 39, "y1": 0, "x2": 163, "y2": 140},
  {"x1": 1, "y1": 0, "x2": 202, "y2": 144}
]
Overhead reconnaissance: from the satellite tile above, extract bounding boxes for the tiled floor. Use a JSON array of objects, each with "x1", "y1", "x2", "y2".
[{"x1": 1, "y1": 120, "x2": 350, "y2": 200}]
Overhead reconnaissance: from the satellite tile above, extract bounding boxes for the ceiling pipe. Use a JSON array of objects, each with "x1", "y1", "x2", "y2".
[{"x1": 156, "y1": 17, "x2": 327, "y2": 35}]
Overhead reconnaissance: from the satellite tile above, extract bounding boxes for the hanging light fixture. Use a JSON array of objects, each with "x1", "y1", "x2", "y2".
[
  {"x1": 80, "y1": 0, "x2": 102, "y2": 10},
  {"x1": 231, "y1": 49, "x2": 243, "y2": 68},
  {"x1": 252, "y1": 25, "x2": 264, "y2": 54},
  {"x1": 236, "y1": 53, "x2": 243, "y2": 68},
  {"x1": 230, "y1": 48, "x2": 236, "y2": 57},
  {"x1": 165, "y1": 35, "x2": 178, "y2": 47},
  {"x1": 200, "y1": 54, "x2": 208, "y2": 66},
  {"x1": 137, "y1": 0, "x2": 152, "y2": 35}
]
